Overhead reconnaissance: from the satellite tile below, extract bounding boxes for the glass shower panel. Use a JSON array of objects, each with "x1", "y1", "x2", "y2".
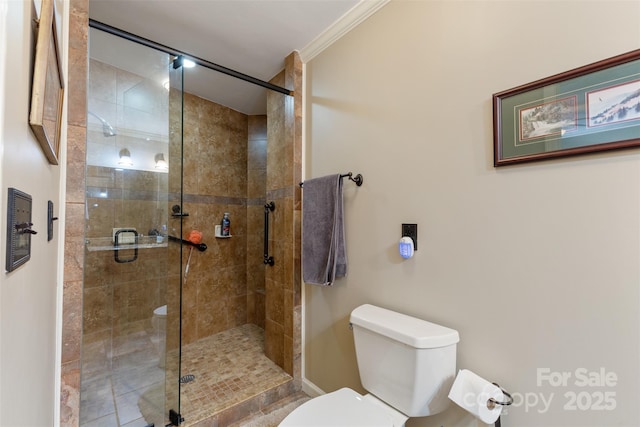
[
  {"x1": 175, "y1": 62, "x2": 294, "y2": 425},
  {"x1": 81, "y1": 28, "x2": 183, "y2": 427}
]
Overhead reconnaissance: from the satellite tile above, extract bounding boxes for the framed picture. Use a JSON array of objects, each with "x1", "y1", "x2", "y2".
[
  {"x1": 29, "y1": 0, "x2": 64, "y2": 165},
  {"x1": 493, "y1": 49, "x2": 640, "y2": 166}
]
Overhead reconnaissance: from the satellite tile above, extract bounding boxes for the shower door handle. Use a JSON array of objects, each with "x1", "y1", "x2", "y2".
[
  {"x1": 114, "y1": 229, "x2": 138, "y2": 263},
  {"x1": 264, "y1": 201, "x2": 275, "y2": 266}
]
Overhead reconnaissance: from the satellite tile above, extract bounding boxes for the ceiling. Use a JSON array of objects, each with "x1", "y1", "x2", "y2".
[{"x1": 88, "y1": 0, "x2": 361, "y2": 115}]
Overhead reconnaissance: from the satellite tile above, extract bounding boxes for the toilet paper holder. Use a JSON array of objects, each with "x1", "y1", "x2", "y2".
[
  {"x1": 487, "y1": 382, "x2": 514, "y2": 410},
  {"x1": 449, "y1": 369, "x2": 514, "y2": 427}
]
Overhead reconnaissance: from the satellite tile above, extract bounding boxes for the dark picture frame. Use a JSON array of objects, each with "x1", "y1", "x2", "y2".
[
  {"x1": 5, "y1": 189, "x2": 34, "y2": 272},
  {"x1": 493, "y1": 49, "x2": 640, "y2": 166},
  {"x1": 29, "y1": 0, "x2": 64, "y2": 165}
]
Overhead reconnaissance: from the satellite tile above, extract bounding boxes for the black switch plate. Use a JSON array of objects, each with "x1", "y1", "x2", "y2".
[
  {"x1": 47, "y1": 200, "x2": 58, "y2": 242},
  {"x1": 401, "y1": 223, "x2": 417, "y2": 250}
]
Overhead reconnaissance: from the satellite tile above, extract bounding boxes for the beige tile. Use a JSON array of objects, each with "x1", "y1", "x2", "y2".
[
  {"x1": 88, "y1": 59, "x2": 117, "y2": 104},
  {"x1": 248, "y1": 115, "x2": 267, "y2": 140},
  {"x1": 67, "y1": 47, "x2": 88, "y2": 128},
  {"x1": 60, "y1": 360, "x2": 81, "y2": 427},
  {"x1": 265, "y1": 279, "x2": 284, "y2": 326},
  {"x1": 180, "y1": 325, "x2": 292, "y2": 426},
  {"x1": 265, "y1": 319, "x2": 284, "y2": 369},
  {"x1": 62, "y1": 280, "x2": 83, "y2": 364}
]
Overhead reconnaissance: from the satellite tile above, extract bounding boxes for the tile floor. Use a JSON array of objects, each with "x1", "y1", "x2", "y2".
[
  {"x1": 180, "y1": 324, "x2": 293, "y2": 426},
  {"x1": 80, "y1": 323, "x2": 296, "y2": 427}
]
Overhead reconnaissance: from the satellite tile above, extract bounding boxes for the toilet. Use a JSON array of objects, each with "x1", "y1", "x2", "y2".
[
  {"x1": 280, "y1": 304, "x2": 459, "y2": 427},
  {"x1": 152, "y1": 305, "x2": 167, "y2": 368}
]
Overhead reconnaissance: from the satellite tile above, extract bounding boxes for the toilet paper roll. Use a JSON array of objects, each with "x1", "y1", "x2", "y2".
[{"x1": 448, "y1": 369, "x2": 504, "y2": 424}]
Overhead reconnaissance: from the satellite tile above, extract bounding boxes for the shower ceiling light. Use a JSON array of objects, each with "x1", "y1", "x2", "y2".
[
  {"x1": 118, "y1": 148, "x2": 133, "y2": 167},
  {"x1": 172, "y1": 56, "x2": 196, "y2": 69},
  {"x1": 154, "y1": 153, "x2": 168, "y2": 171}
]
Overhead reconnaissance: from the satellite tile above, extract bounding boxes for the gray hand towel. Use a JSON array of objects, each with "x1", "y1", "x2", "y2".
[{"x1": 302, "y1": 174, "x2": 347, "y2": 286}]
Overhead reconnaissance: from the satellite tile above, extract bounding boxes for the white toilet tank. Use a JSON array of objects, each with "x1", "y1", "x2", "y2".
[{"x1": 350, "y1": 304, "x2": 459, "y2": 417}]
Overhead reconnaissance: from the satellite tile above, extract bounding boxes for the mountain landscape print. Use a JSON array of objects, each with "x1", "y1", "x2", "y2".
[{"x1": 588, "y1": 80, "x2": 640, "y2": 127}]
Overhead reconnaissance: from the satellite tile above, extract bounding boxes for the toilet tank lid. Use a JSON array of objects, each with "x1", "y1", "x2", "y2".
[{"x1": 350, "y1": 304, "x2": 459, "y2": 349}]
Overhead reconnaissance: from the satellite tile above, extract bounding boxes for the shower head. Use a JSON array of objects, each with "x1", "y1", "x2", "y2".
[{"x1": 88, "y1": 111, "x2": 117, "y2": 137}]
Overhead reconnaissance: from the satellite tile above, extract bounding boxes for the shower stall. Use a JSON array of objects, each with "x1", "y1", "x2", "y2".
[{"x1": 79, "y1": 24, "x2": 302, "y2": 427}]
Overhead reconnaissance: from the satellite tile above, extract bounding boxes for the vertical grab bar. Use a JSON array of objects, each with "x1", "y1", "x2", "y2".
[{"x1": 264, "y1": 201, "x2": 275, "y2": 266}]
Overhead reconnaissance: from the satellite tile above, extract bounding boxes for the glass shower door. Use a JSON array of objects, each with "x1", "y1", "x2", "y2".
[{"x1": 81, "y1": 27, "x2": 183, "y2": 427}]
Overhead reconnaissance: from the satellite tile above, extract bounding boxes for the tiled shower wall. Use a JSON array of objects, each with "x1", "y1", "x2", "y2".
[
  {"x1": 84, "y1": 167, "x2": 169, "y2": 342},
  {"x1": 247, "y1": 116, "x2": 268, "y2": 329},
  {"x1": 83, "y1": 59, "x2": 269, "y2": 348},
  {"x1": 264, "y1": 53, "x2": 302, "y2": 377},
  {"x1": 83, "y1": 56, "x2": 171, "y2": 343},
  {"x1": 60, "y1": 0, "x2": 88, "y2": 424},
  {"x1": 179, "y1": 91, "x2": 256, "y2": 346}
]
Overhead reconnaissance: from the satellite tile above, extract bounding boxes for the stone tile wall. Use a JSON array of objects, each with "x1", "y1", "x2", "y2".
[
  {"x1": 83, "y1": 166, "x2": 169, "y2": 342},
  {"x1": 264, "y1": 52, "x2": 302, "y2": 378},
  {"x1": 247, "y1": 116, "x2": 268, "y2": 328},
  {"x1": 178, "y1": 92, "x2": 250, "y2": 345},
  {"x1": 60, "y1": 0, "x2": 88, "y2": 424}
]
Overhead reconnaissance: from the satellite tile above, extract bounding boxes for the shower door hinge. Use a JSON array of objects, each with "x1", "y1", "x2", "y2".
[{"x1": 169, "y1": 409, "x2": 184, "y2": 426}]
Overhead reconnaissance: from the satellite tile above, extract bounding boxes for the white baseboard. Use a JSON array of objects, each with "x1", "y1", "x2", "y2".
[{"x1": 301, "y1": 377, "x2": 325, "y2": 398}]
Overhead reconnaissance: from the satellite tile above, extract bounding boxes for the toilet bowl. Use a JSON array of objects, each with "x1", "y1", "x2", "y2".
[
  {"x1": 279, "y1": 388, "x2": 408, "y2": 427},
  {"x1": 279, "y1": 304, "x2": 459, "y2": 427},
  {"x1": 152, "y1": 305, "x2": 167, "y2": 368}
]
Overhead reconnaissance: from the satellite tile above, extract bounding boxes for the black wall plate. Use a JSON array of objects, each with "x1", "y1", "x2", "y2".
[
  {"x1": 6, "y1": 188, "x2": 34, "y2": 272},
  {"x1": 47, "y1": 200, "x2": 58, "y2": 241},
  {"x1": 402, "y1": 223, "x2": 417, "y2": 250}
]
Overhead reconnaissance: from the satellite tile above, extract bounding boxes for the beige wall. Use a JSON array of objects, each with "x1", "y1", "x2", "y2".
[
  {"x1": 304, "y1": 1, "x2": 640, "y2": 426},
  {"x1": 0, "y1": 0, "x2": 66, "y2": 424}
]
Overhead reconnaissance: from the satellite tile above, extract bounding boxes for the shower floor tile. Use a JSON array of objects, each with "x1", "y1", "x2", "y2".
[
  {"x1": 81, "y1": 323, "x2": 291, "y2": 427},
  {"x1": 180, "y1": 324, "x2": 292, "y2": 426}
]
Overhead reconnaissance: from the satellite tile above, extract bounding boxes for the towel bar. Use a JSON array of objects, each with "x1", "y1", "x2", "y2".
[{"x1": 299, "y1": 172, "x2": 363, "y2": 187}]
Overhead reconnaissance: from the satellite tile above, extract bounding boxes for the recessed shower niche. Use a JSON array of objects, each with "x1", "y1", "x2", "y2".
[{"x1": 80, "y1": 25, "x2": 302, "y2": 427}]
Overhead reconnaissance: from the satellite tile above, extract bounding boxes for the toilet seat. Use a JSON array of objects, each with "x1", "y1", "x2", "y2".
[
  {"x1": 279, "y1": 388, "x2": 397, "y2": 427},
  {"x1": 153, "y1": 305, "x2": 167, "y2": 317}
]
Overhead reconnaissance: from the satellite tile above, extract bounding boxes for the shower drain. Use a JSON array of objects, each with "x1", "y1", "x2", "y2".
[{"x1": 180, "y1": 374, "x2": 196, "y2": 384}]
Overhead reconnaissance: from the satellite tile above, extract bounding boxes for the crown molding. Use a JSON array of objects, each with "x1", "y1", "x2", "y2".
[{"x1": 298, "y1": 0, "x2": 390, "y2": 63}]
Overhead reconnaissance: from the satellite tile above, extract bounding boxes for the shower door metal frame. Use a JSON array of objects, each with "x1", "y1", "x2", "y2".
[
  {"x1": 169, "y1": 56, "x2": 186, "y2": 426},
  {"x1": 88, "y1": 19, "x2": 292, "y2": 96}
]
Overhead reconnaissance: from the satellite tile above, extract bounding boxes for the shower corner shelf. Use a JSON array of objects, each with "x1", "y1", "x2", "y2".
[{"x1": 86, "y1": 236, "x2": 168, "y2": 252}]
